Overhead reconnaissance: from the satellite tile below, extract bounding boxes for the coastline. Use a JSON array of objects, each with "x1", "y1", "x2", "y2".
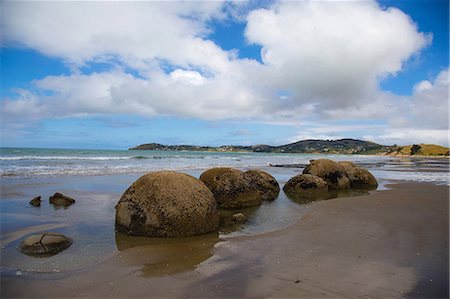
[{"x1": 1, "y1": 180, "x2": 448, "y2": 298}]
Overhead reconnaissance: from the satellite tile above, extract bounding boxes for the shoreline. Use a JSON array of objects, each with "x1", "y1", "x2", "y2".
[{"x1": 1, "y1": 180, "x2": 448, "y2": 298}]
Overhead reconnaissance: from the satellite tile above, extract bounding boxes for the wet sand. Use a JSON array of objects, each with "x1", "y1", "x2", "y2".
[{"x1": 2, "y1": 181, "x2": 448, "y2": 298}]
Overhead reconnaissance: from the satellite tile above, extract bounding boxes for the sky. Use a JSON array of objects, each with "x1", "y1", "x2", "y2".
[{"x1": 1, "y1": 0, "x2": 448, "y2": 149}]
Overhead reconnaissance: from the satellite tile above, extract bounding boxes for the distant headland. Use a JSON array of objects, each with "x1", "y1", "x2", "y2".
[{"x1": 130, "y1": 139, "x2": 449, "y2": 156}]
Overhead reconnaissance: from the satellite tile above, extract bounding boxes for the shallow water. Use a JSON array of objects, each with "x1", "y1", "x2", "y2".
[{"x1": 0, "y1": 151, "x2": 449, "y2": 277}]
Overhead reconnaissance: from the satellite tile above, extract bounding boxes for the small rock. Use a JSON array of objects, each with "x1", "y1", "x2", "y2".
[
  {"x1": 49, "y1": 192, "x2": 75, "y2": 207},
  {"x1": 231, "y1": 213, "x2": 247, "y2": 224},
  {"x1": 20, "y1": 232, "x2": 72, "y2": 257},
  {"x1": 294, "y1": 279, "x2": 300, "y2": 284},
  {"x1": 29, "y1": 196, "x2": 41, "y2": 207}
]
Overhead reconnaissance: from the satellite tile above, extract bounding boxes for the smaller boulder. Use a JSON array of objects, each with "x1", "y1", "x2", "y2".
[
  {"x1": 302, "y1": 159, "x2": 350, "y2": 190},
  {"x1": 20, "y1": 233, "x2": 72, "y2": 257},
  {"x1": 29, "y1": 196, "x2": 41, "y2": 207},
  {"x1": 283, "y1": 174, "x2": 331, "y2": 204},
  {"x1": 49, "y1": 192, "x2": 75, "y2": 207},
  {"x1": 200, "y1": 168, "x2": 261, "y2": 208},
  {"x1": 231, "y1": 213, "x2": 247, "y2": 224},
  {"x1": 244, "y1": 170, "x2": 280, "y2": 201},
  {"x1": 339, "y1": 162, "x2": 378, "y2": 188},
  {"x1": 283, "y1": 174, "x2": 328, "y2": 193}
]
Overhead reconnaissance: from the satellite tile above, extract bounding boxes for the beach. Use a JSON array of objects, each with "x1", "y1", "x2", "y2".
[{"x1": 1, "y1": 150, "x2": 449, "y2": 298}]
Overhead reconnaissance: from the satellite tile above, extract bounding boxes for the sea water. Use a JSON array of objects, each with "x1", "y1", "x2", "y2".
[
  {"x1": 0, "y1": 147, "x2": 448, "y2": 276},
  {"x1": 1, "y1": 147, "x2": 449, "y2": 185}
]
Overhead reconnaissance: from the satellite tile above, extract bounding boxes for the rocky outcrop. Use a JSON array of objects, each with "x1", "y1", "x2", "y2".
[
  {"x1": 49, "y1": 192, "x2": 75, "y2": 207},
  {"x1": 20, "y1": 233, "x2": 72, "y2": 257},
  {"x1": 200, "y1": 168, "x2": 262, "y2": 208},
  {"x1": 115, "y1": 171, "x2": 219, "y2": 237},
  {"x1": 29, "y1": 196, "x2": 41, "y2": 207},
  {"x1": 339, "y1": 162, "x2": 378, "y2": 188},
  {"x1": 244, "y1": 170, "x2": 280, "y2": 201},
  {"x1": 302, "y1": 159, "x2": 350, "y2": 190}
]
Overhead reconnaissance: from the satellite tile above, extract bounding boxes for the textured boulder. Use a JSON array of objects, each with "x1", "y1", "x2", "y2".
[
  {"x1": 244, "y1": 170, "x2": 280, "y2": 201},
  {"x1": 339, "y1": 162, "x2": 378, "y2": 188},
  {"x1": 283, "y1": 174, "x2": 331, "y2": 204},
  {"x1": 49, "y1": 192, "x2": 75, "y2": 206},
  {"x1": 283, "y1": 174, "x2": 328, "y2": 193},
  {"x1": 115, "y1": 171, "x2": 219, "y2": 237},
  {"x1": 303, "y1": 159, "x2": 350, "y2": 190},
  {"x1": 29, "y1": 196, "x2": 41, "y2": 207},
  {"x1": 20, "y1": 233, "x2": 72, "y2": 257},
  {"x1": 200, "y1": 168, "x2": 261, "y2": 208}
]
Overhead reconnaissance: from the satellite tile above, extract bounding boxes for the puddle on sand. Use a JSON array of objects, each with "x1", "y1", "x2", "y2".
[{"x1": 115, "y1": 232, "x2": 220, "y2": 277}]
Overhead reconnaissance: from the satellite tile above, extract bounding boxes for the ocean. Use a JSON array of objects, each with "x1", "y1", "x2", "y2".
[
  {"x1": 0, "y1": 147, "x2": 449, "y2": 276},
  {"x1": 1, "y1": 147, "x2": 449, "y2": 185}
]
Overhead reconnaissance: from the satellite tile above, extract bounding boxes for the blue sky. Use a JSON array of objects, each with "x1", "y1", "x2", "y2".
[{"x1": 1, "y1": 0, "x2": 448, "y2": 149}]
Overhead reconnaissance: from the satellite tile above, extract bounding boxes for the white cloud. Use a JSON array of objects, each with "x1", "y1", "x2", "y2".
[
  {"x1": 413, "y1": 80, "x2": 432, "y2": 93},
  {"x1": 364, "y1": 129, "x2": 449, "y2": 146},
  {"x1": 1, "y1": 0, "x2": 445, "y2": 146},
  {"x1": 245, "y1": 1, "x2": 431, "y2": 108}
]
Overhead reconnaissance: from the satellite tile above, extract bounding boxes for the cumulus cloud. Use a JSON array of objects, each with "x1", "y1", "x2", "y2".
[{"x1": 1, "y1": 0, "x2": 445, "y2": 145}]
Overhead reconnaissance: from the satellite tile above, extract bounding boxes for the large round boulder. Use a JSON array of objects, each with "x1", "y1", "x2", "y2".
[
  {"x1": 244, "y1": 170, "x2": 280, "y2": 201},
  {"x1": 20, "y1": 233, "x2": 72, "y2": 257},
  {"x1": 200, "y1": 168, "x2": 261, "y2": 208},
  {"x1": 283, "y1": 174, "x2": 328, "y2": 193},
  {"x1": 302, "y1": 159, "x2": 350, "y2": 190},
  {"x1": 115, "y1": 171, "x2": 219, "y2": 237},
  {"x1": 339, "y1": 162, "x2": 378, "y2": 188}
]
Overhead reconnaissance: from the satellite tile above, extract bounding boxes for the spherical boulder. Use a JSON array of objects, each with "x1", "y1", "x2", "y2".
[
  {"x1": 244, "y1": 170, "x2": 280, "y2": 201},
  {"x1": 20, "y1": 233, "x2": 72, "y2": 257},
  {"x1": 339, "y1": 162, "x2": 378, "y2": 188},
  {"x1": 283, "y1": 174, "x2": 328, "y2": 193},
  {"x1": 302, "y1": 159, "x2": 350, "y2": 190},
  {"x1": 283, "y1": 174, "x2": 332, "y2": 204},
  {"x1": 200, "y1": 168, "x2": 261, "y2": 208},
  {"x1": 115, "y1": 171, "x2": 219, "y2": 237}
]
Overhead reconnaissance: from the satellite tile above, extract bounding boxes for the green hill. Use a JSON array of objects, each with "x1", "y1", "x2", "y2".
[{"x1": 395, "y1": 144, "x2": 449, "y2": 156}]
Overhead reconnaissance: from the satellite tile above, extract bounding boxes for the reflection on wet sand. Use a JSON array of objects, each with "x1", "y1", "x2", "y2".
[
  {"x1": 285, "y1": 186, "x2": 377, "y2": 204},
  {"x1": 115, "y1": 231, "x2": 220, "y2": 277}
]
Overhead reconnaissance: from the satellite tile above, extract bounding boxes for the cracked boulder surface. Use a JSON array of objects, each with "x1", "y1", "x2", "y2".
[
  {"x1": 339, "y1": 161, "x2": 378, "y2": 188},
  {"x1": 115, "y1": 171, "x2": 219, "y2": 238},
  {"x1": 244, "y1": 170, "x2": 280, "y2": 201},
  {"x1": 200, "y1": 167, "x2": 262, "y2": 208},
  {"x1": 19, "y1": 233, "x2": 72, "y2": 257},
  {"x1": 302, "y1": 159, "x2": 351, "y2": 190},
  {"x1": 283, "y1": 174, "x2": 329, "y2": 193}
]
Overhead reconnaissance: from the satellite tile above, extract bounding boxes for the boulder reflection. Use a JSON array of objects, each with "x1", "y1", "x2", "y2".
[
  {"x1": 115, "y1": 231, "x2": 219, "y2": 277},
  {"x1": 285, "y1": 186, "x2": 377, "y2": 204}
]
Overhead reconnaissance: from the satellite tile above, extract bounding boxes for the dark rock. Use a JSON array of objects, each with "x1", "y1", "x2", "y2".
[
  {"x1": 20, "y1": 233, "x2": 72, "y2": 257},
  {"x1": 200, "y1": 168, "x2": 262, "y2": 208},
  {"x1": 231, "y1": 213, "x2": 247, "y2": 224},
  {"x1": 302, "y1": 159, "x2": 350, "y2": 190},
  {"x1": 29, "y1": 196, "x2": 41, "y2": 207},
  {"x1": 49, "y1": 192, "x2": 75, "y2": 206},
  {"x1": 115, "y1": 171, "x2": 219, "y2": 237},
  {"x1": 244, "y1": 170, "x2": 280, "y2": 201}
]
